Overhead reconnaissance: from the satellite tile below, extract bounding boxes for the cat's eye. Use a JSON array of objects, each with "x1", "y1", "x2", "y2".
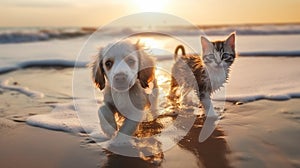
[
  {"x1": 222, "y1": 53, "x2": 232, "y2": 61},
  {"x1": 105, "y1": 60, "x2": 113, "y2": 69},
  {"x1": 204, "y1": 54, "x2": 215, "y2": 59},
  {"x1": 203, "y1": 54, "x2": 214, "y2": 63},
  {"x1": 208, "y1": 54, "x2": 215, "y2": 59}
]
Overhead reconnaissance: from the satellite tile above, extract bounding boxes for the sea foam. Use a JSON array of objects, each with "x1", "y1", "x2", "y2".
[
  {"x1": 0, "y1": 78, "x2": 44, "y2": 98},
  {"x1": 214, "y1": 93, "x2": 300, "y2": 103},
  {"x1": 26, "y1": 102, "x2": 86, "y2": 133},
  {"x1": 26, "y1": 100, "x2": 105, "y2": 135},
  {"x1": 0, "y1": 27, "x2": 93, "y2": 44},
  {"x1": 0, "y1": 60, "x2": 87, "y2": 75},
  {"x1": 1, "y1": 24, "x2": 300, "y2": 44}
]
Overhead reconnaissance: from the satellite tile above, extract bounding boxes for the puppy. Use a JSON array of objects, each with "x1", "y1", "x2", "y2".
[{"x1": 91, "y1": 40, "x2": 158, "y2": 142}]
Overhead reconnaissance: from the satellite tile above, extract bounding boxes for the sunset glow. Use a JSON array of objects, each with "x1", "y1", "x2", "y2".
[
  {"x1": 0, "y1": 0, "x2": 300, "y2": 27},
  {"x1": 139, "y1": 37, "x2": 162, "y2": 49},
  {"x1": 132, "y1": 0, "x2": 170, "y2": 12}
]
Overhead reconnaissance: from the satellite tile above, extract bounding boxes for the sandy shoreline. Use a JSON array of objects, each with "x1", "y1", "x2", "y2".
[
  {"x1": 1, "y1": 57, "x2": 300, "y2": 167},
  {"x1": 222, "y1": 99, "x2": 300, "y2": 168},
  {"x1": 0, "y1": 123, "x2": 100, "y2": 168},
  {"x1": 1, "y1": 97, "x2": 299, "y2": 167}
]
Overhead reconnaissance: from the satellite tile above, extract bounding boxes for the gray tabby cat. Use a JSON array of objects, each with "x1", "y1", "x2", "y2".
[{"x1": 169, "y1": 32, "x2": 236, "y2": 117}]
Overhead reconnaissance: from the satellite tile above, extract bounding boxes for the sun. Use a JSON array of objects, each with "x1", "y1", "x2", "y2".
[
  {"x1": 139, "y1": 37, "x2": 170, "y2": 56},
  {"x1": 132, "y1": 0, "x2": 169, "y2": 12},
  {"x1": 139, "y1": 37, "x2": 161, "y2": 48}
]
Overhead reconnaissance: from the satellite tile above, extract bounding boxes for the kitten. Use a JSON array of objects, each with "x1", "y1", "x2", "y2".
[{"x1": 169, "y1": 32, "x2": 236, "y2": 117}]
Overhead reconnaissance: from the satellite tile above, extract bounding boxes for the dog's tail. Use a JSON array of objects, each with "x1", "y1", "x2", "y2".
[{"x1": 174, "y1": 45, "x2": 186, "y2": 60}]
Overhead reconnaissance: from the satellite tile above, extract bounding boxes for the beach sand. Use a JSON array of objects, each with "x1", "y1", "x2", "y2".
[
  {"x1": 222, "y1": 99, "x2": 300, "y2": 168},
  {"x1": 0, "y1": 57, "x2": 300, "y2": 167},
  {"x1": 0, "y1": 123, "x2": 100, "y2": 168},
  {"x1": 1, "y1": 96, "x2": 299, "y2": 167}
]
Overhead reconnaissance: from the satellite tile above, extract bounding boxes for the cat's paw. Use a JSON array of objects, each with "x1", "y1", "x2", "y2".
[
  {"x1": 206, "y1": 110, "x2": 219, "y2": 119},
  {"x1": 199, "y1": 116, "x2": 219, "y2": 142}
]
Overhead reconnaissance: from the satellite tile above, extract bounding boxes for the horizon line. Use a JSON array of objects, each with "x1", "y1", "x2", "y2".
[{"x1": 1, "y1": 22, "x2": 300, "y2": 28}]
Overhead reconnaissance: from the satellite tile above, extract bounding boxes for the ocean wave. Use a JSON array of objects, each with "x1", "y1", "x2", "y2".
[
  {"x1": 0, "y1": 57, "x2": 174, "y2": 75},
  {"x1": 1, "y1": 24, "x2": 300, "y2": 44},
  {"x1": 0, "y1": 27, "x2": 93, "y2": 44},
  {"x1": 214, "y1": 92, "x2": 300, "y2": 103},
  {"x1": 97, "y1": 24, "x2": 300, "y2": 37},
  {"x1": 0, "y1": 78, "x2": 44, "y2": 98},
  {"x1": 0, "y1": 60, "x2": 87, "y2": 74},
  {"x1": 157, "y1": 51, "x2": 300, "y2": 58},
  {"x1": 1, "y1": 50, "x2": 300, "y2": 75},
  {"x1": 99, "y1": 24, "x2": 300, "y2": 36},
  {"x1": 18, "y1": 59, "x2": 87, "y2": 68},
  {"x1": 201, "y1": 24, "x2": 300, "y2": 36},
  {"x1": 239, "y1": 51, "x2": 300, "y2": 57}
]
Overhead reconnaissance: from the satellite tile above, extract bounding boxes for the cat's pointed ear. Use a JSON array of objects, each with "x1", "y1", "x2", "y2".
[
  {"x1": 225, "y1": 32, "x2": 235, "y2": 49},
  {"x1": 201, "y1": 36, "x2": 213, "y2": 53}
]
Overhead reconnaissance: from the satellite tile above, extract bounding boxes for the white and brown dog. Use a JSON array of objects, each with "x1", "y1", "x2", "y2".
[{"x1": 91, "y1": 40, "x2": 158, "y2": 143}]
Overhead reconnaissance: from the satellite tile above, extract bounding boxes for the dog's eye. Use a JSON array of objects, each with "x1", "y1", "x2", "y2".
[
  {"x1": 105, "y1": 60, "x2": 113, "y2": 69},
  {"x1": 126, "y1": 58, "x2": 136, "y2": 66}
]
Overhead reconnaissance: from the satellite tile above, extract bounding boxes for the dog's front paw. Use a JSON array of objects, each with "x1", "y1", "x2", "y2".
[
  {"x1": 100, "y1": 123, "x2": 117, "y2": 138},
  {"x1": 109, "y1": 133, "x2": 135, "y2": 147}
]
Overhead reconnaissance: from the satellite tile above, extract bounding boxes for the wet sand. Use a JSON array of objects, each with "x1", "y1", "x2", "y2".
[
  {"x1": 0, "y1": 123, "x2": 100, "y2": 168},
  {"x1": 222, "y1": 99, "x2": 300, "y2": 168},
  {"x1": 0, "y1": 114, "x2": 231, "y2": 168},
  {"x1": 0, "y1": 63, "x2": 300, "y2": 167},
  {"x1": 1, "y1": 97, "x2": 299, "y2": 167}
]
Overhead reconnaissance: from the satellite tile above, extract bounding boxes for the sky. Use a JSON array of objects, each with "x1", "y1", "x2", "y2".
[{"x1": 0, "y1": 0, "x2": 300, "y2": 27}]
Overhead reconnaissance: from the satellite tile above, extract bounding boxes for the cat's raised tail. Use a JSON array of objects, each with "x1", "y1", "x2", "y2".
[{"x1": 174, "y1": 45, "x2": 186, "y2": 60}]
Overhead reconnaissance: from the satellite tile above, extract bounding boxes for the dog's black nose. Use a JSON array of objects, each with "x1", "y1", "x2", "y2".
[{"x1": 114, "y1": 73, "x2": 128, "y2": 82}]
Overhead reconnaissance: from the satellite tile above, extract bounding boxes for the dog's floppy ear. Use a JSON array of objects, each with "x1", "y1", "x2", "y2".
[
  {"x1": 136, "y1": 43, "x2": 155, "y2": 88},
  {"x1": 91, "y1": 49, "x2": 106, "y2": 90}
]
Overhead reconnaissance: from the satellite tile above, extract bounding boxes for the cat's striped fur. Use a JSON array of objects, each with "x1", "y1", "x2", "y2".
[{"x1": 169, "y1": 33, "x2": 236, "y2": 117}]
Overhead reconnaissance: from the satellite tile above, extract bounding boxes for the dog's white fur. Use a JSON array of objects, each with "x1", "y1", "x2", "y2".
[{"x1": 91, "y1": 40, "x2": 158, "y2": 141}]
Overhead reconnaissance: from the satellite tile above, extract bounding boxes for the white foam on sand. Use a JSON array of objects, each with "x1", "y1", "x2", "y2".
[
  {"x1": 0, "y1": 78, "x2": 44, "y2": 98},
  {"x1": 211, "y1": 57, "x2": 300, "y2": 103},
  {"x1": 26, "y1": 102, "x2": 86, "y2": 133},
  {"x1": 26, "y1": 100, "x2": 108, "y2": 140},
  {"x1": 221, "y1": 93, "x2": 300, "y2": 103}
]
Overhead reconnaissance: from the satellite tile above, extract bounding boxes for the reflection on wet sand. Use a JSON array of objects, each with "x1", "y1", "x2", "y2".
[
  {"x1": 103, "y1": 152, "x2": 159, "y2": 168},
  {"x1": 101, "y1": 114, "x2": 231, "y2": 167},
  {"x1": 102, "y1": 116, "x2": 167, "y2": 166},
  {"x1": 178, "y1": 116, "x2": 231, "y2": 168}
]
